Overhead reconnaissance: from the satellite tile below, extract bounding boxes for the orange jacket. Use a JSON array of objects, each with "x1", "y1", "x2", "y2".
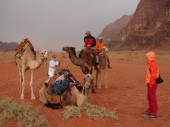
[
  {"x1": 146, "y1": 61, "x2": 159, "y2": 85},
  {"x1": 96, "y1": 41, "x2": 105, "y2": 52},
  {"x1": 145, "y1": 51, "x2": 159, "y2": 85}
]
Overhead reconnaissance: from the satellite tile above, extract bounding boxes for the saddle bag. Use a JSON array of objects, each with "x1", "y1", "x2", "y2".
[{"x1": 50, "y1": 80, "x2": 69, "y2": 95}]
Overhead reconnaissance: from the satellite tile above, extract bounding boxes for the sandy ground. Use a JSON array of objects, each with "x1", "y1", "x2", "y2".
[{"x1": 0, "y1": 51, "x2": 170, "y2": 127}]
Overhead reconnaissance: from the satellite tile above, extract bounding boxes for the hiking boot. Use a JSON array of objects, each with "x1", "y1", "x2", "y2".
[
  {"x1": 143, "y1": 111, "x2": 149, "y2": 115},
  {"x1": 146, "y1": 115, "x2": 156, "y2": 118}
]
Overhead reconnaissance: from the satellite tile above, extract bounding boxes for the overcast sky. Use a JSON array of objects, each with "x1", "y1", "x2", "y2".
[{"x1": 0, "y1": 0, "x2": 140, "y2": 51}]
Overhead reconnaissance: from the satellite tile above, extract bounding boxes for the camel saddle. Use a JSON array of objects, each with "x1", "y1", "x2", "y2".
[{"x1": 15, "y1": 39, "x2": 35, "y2": 57}]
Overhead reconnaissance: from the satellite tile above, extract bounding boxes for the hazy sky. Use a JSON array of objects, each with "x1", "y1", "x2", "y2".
[{"x1": 0, "y1": 0, "x2": 140, "y2": 51}]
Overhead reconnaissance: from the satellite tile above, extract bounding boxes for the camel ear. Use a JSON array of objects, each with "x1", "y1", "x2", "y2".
[
  {"x1": 89, "y1": 74, "x2": 94, "y2": 80},
  {"x1": 83, "y1": 74, "x2": 86, "y2": 78},
  {"x1": 40, "y1": 49, "x2": 45, "y2": 53}
]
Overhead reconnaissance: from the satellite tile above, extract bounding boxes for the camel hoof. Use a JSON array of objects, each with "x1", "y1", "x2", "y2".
[
  {"x1": 20, "y1": 96, "x2": 24, "y2": 99},
  {"x1": 31, "y1": 96, "x2": 36, "y2": 100},
  {"x1": 97, "y1": 86, "x2": 101, "y2": 89}
]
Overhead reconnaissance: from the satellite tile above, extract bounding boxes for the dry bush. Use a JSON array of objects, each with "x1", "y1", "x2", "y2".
[
  {"x1": 0, "y1": 97, "x2": 49, "y2": 127},
  {"x1": 84, "y1": 103, "x2": 117, "y2": 120},
  {"x1": 63, "y1": 106, "x2": 82, "y2": 120},
  {"x1": 0, "y1": 52, "x2": 5, "y2": 59},
  {"x1": 1, "y1": 52, "x2": 16, "y2": 63},
  {"x1": 63, "y1": 103, "x2": 117, "y2": 120}
]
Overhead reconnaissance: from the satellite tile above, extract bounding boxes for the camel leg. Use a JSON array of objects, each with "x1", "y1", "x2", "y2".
[
  {"x1": 20, "y1": 67, "x2": 25, "y2": 99},
  {"x1": 30, "y1": 70, "x2": 36, "y2": 100},
  {"x1": 18, "y1": 66, "x2": 23, "y2": 93},
  {"x1": 90, "y1": 68, "x2": 96, "y2": 93},
  {"x1": 19, "y1": 70, "x2": 24, "y2": 98},
  {"x1": 91, "y1": 83, "x2": 96, "y2": 93},
  {"x1": 97, "y1": 71, "x2": 102, "y2": 89},
  {"x1": 18, "y1": 67, "x2": 22, "y2": 85},
  {"x1": 39, "y1": 85, "x2": 48, "y2": 104},
  {"x1": 95, "y1": 69, "x2": 98, "y2": 87},
  {"x1": 104, "y1": 69, "x2": 108, "y2": 88}
]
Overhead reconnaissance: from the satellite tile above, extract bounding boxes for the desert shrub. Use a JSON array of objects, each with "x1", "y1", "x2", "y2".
[
  {"x1": 84, "y1": 103, "x2": 117, "y2": 120},
  {"x1": 1, "y1": 52, "x2": 15, "y2": 63},
  {"x1": 0, "y1": 97, "x2": 49, "y2": 127},
  {"x1": 63, "y1": 105, "x2": 82, "y2": 120},
  {"x1": 63, "y1": 103, "x2": 117, "y2": 120},
  {"x1": 0, "y1": 52, "x2": 6, "y2": 60}
]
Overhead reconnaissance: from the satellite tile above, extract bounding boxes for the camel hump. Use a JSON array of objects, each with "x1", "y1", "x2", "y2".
[{"x1": 15, "y1": 39, "x2": 34, "y2": 52}]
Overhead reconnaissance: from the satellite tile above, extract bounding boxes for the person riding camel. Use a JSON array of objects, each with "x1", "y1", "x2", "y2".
[
  {"x1": 84, "y1": 31, "x2": 96, "y2": 48},
  {"x1": 96, "y1": 37, "x2": 111, "y2": 68},
  {"x1": 79, "y1": 31, "x2": 99, "y2": 69},
  {"x1": 15, "y1": 38, "x2": 35, "y2": 57}
]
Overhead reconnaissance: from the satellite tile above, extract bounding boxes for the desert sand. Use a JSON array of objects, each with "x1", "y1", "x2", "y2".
[{"x1": 0, "y1": 51, "x2": 170, "y2": 127}]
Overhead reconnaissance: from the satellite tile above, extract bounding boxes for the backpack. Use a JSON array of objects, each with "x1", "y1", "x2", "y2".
[{"x1": 50, "y1": 80, "x2": 69, "y2": 95}]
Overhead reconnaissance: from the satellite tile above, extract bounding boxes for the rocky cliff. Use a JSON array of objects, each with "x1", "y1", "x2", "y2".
[
  {"x1": 98, "y1": 15, "x2": 132, "y2": 43},
  {"x1": 0, "y1": 41, "x2": 18, "y2": 51},
  {"x1": 107, "y1": 0, "x2": 170, "y2": 50}
]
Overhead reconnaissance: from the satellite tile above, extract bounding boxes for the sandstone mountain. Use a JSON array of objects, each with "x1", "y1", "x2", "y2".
[
  {"x1": 98, "y1": 15, "x2": 132, "y2": 43},
  {"x1": 104, "y1": 0, "x2": 170, "y2": 50},
  {"x1": 0, "y1": 41, "x2": 18, "y2": 51}
]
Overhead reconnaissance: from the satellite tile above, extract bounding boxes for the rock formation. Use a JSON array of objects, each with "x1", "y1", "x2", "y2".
[
  {"x1": 106, "y1": 0, "x2": 170, "y2": 50},
  {"x1": 98, "y1": 15, "x2": 132, "y2": 43},
  {"x1": 0, "y1": 41, "x2": 18, "y2": 51}
]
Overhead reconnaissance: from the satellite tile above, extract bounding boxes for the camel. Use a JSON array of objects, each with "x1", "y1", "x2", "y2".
[
  {"x1": 97, "y1": 48, "x2": 109, "y2": 89},
  {"x1": 39, "y1": 71, "x2": 93, "y2": 107},
  {"x1": 62, "y1": 46, "x2": 98, "y2": 92},
  {"x1": 62, "y1": 86, "x2": 88, "y2": 106},
  {"x1": 63, "y1": 73, "x2": 94, "y2": 106},
  {"x1": 15, "y1": 43, "x2": 48, "y2": 99},
  {"x1": 62, "y1": 47, "x2": 93, "y2": 74},
  {"x1": 82, "y1": 74, "x2": 94, "y2": 97},
  {"x1": 39, "y1": 85, "x2": 90, "y2": 107}
]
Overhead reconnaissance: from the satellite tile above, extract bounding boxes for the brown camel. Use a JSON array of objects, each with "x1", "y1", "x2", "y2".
[
  {"x1": 15, "y1": 43, "x2": 47, "y2": 99},
  {"x1": 62, "y1": 47, "x2": 93, "y2": 74},
  {"x1": 62, "y1": 47, "x2": 97, "y2": 92}
]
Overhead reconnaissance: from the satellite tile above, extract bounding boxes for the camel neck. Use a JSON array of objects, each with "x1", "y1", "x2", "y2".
[{"x1": 24, "y1": 48, "x2": 43, "y2": 69}]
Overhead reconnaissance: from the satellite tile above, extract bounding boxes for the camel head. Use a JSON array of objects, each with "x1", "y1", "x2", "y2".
[
  {"x1": 62, "y1": 46, "x2": 75, "y2": 53},
  {"x1": 39, "y1": 49, "x2": 48, "y2": 60},
  {"x1": 100, "y1": 46, "x2": 109, "y2": 54},
  {"x1": 83, "y1": 74, "x2": 94, "y2": 89}
]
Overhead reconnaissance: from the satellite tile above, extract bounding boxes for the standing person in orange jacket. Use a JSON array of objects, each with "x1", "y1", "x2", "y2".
[
  {"x1": 144, "y1": 51, "x2": 159, "y2": 118},
  {"x1": 96, "y1": 37, "x2": 111, "y2": 68}
]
